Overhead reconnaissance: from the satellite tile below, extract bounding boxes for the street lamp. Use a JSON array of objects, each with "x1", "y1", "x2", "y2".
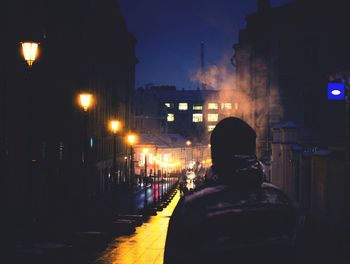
[
  {"x1": 143, "y1": 148, "x2": 149, "y2": 177},
  {"x1": 78, "y1": 93, "x2": 93, "y2": 163},
  {"x1": 143, "y1": 148, "x2": 149, "y2": 209},
  {"x1": 186, "y1": 140, "x2": 193, "y2": 169},
  {"x1": 20, "y1": 41, "x2": 39, "y2": 224},
  {"x1": 126, "y1": 133, "x2": 137, "y2": 184},
  {"x1": 79, "y1": 93, "x2": 93, "y2": 112},
  {"x1": 110, "y1": 120, "x2": 120, "y2": 134},
  {"x1": 109, "y1": 120, "x2": 121, "y2": 185},
  {"x1": 21, "y1": 42, "x2": 39, "y2": 67}
]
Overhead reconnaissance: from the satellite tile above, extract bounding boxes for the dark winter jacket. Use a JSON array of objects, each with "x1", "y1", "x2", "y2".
[{"x1": 164, "y1": 156, "x2": 298, "y2": 264}]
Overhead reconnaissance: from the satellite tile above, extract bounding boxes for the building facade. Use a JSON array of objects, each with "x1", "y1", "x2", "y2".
[
  {"x1": 1, "y1": 0, "x2": 137, "y2": 230},
  {"x1": 135, "y1": 86, "x2": 242, "y2": 143},
  {"x1": 234, "y1": 0, "x2": 350, "y2": 158},
  {"x1": 234, "y1": 0, "x2": 350, "y2": 241}
]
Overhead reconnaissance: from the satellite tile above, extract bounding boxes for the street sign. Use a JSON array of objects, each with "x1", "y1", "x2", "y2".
[{"x1": 328, "y1": 82, "x2": 345, "y2": 101}]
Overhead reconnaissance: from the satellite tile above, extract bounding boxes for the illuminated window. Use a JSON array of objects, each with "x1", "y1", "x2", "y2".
[
  {"x1": 208, "y1": 125, "x2": 216, "y2": 132},
  {"x1": 178, "y1": 103, "x2": 188, "y2": 110},
  {"x1": 221, "y1": 103, "x2": 232, "y2": 110},
  {"x1": 208, "y1": 103, "x2": 218, "y2": 110},
  {"x1": 192, "y1": 113, "x2": 203, "y2": 123},
  {"x1": 193, "y1": 104, "x2": 203, "y2": 110},
  {"x1": 208, "y1": 114, "x2": 218, "y2": 122},
  {"x1": 165, "y1": 103, "x2": 174, "y2": 108},
  {"x1": 167, "y1": 113, "x2": 175, "y2": 122}
]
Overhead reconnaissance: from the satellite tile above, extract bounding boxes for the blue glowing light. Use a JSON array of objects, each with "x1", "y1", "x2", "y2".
[
  {"x1": 90, "y1": 137, "x2": 94, "y2": 148},
  {"x1": 328, "y1": 82, "x2": 345, "y2": 101}
]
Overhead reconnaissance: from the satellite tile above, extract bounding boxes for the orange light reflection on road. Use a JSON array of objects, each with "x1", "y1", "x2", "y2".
[{"x1": 97, "y1": 191, "x2": 181, "y2": 264}]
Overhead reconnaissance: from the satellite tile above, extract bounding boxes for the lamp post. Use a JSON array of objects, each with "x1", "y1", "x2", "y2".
[
  {"x1": 20, "y1": 41, "x2": 39, "y2": 223},
  {"x1": 124, "y1": 156, "x2": 128, "y2": 184},
  {"x1": 79, "y1": 93, "x2": 93, "y2": 163},
  {"x1": 143, "y1": 148, "x2": 149, "y2": 209},
  {"x1": 109, "y1": 120, "x2": 121, "y2": 186},
  {"x1": 78, "y1": 93, "x2": 93, "y2": 219},
  {"x1": 127, "y1": 133, "x2": 136, "y2": 185},
  {"x1": 154, "y1": 147, "x2": 159, "y2": 204},
  {"x1": 186, "y1": 140, "x2": 192, "y2": 170},
  {"x1": 143, "y1": 148, "x2": 149, "y2": 178}
]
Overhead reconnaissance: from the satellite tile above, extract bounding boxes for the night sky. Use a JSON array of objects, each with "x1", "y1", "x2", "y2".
[{"x1": 119, "y1": 0, "x2": 292, "y2": 89}]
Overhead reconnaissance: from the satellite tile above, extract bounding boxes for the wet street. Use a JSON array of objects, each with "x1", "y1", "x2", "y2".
[
  {"x1": 9, "y1": 180, "x2": 179, "y2": 264},
  {"x1": 96, "y1": 190, "x2": 180, "y2": 264}
]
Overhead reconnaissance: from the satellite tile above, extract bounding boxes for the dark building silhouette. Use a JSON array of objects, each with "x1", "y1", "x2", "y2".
[
  {"x1": 1, "y1": 0, "x2": 137, "y2": 235},
  {"x1": 234, "y1": 0, "x2": 350, "y2": 157},
  {"x1": 233, "y1": 0, "x2": 350, "y2": 252}
]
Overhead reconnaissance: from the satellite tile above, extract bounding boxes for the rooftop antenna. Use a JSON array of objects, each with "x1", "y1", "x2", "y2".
[{"x1": 200, "y1": 41, "x2": 206, "y2": 90}]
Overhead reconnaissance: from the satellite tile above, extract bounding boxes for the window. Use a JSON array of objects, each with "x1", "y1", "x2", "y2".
[
  {"x1": 178, "y1": 103, "x2": 188, "y2": 110},
  {"x1": 167, "y1": 113, "x2": 175, "y2": 122},
  {"x1": 165, "y1": 103, "x2": 174, "y2": 108},
  {"x1": 192, "y1": 113, "x2": 203, "y2": 123},
  {"x1": 208, "y1": 125, "x2": 216, "y2": 132},
  {"x1": 221, "y1": 103, "x2": 232, "y2": 110},
  {"x1": 208, "y1": 103, "x2": 218, "y2": 110},
  {"x1": 208, "y1": 114, "x2": 218, "y2": 122},
  {"x1": 193, "y1": 104, "x2": 203, "y2": 110}
]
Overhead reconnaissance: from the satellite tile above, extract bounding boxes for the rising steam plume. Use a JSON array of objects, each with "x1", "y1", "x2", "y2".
[{"x1": 192, "y1": 56, "x2": 283, "y2": 157}]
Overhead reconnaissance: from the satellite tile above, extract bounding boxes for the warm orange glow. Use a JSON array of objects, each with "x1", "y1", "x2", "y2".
[
  {"x1": 109, "y1": 120, "x2": 121, "y2": 134},
  {"x1": 21, "y1": 42, "x2": 39, "y2": 67},
  {"x1": 97, "y1": 192, "x2": 181, "y2": 264},
  {"x1": 79, "y1": 93, "x2": 92, "y2": 111},
  {"x1": 127, "y1": 134, "x2": 137, "y2": 145},
  {"x1": 186, "y1": 140, "x2": 192, "y2": 146},
  {"x1": 143, "y1": 148, "x2": 149, "y2": 154}
]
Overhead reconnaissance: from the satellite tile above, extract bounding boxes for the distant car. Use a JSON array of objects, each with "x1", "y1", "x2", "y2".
[{"x1": 186, "y1": 171, "x2": 196, "y2": 180}]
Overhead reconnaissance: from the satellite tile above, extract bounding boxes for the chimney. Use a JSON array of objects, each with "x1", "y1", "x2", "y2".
[{"x1": 257, "y1": 0, "x2": 271, "y2": 13}]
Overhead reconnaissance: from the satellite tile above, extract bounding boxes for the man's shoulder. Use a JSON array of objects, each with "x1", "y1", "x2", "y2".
[
  {"x1": 183, "y1": 184, "x2": 228, "y2": 205},
  {"x1": 181, "y1": 182, "x2": 295, "y2": 210}
]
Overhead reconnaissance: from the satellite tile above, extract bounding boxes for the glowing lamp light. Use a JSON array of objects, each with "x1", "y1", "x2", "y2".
[
  {"x1": 186, "y1": 140, "x2": 192, "y2": 146},
  {"x1": 328, "y1": 82, "x2": 345, "y2": 101},
  {"x1": 21, "y1": 42, "x2": 39, "y2": 67},
  {"x1": 127, "y1": 134, "x2": 136, "y2": 145},
  {"x1": 110, "y1": 120, "x2": 121, "y2": 134},
  {"x1": 143, "y1": 148, "x2": 149, "y2": 154},
  {"x1": 79, "y1": 93, "x2": 92, "y2": 111}
]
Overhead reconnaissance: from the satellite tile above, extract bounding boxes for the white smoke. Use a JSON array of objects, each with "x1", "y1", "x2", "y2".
[{"x1": 192, "y1": 55, "x2": 283, "y2": 157}]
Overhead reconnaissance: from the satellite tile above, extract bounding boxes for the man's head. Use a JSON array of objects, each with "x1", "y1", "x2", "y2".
[{"x1": 210, "y1": 117, "x2": 256, "y2": 165}]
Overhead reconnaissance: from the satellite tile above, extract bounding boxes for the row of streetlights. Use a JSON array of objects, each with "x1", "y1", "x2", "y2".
[
  {"x1": 78, "y1": 93, "x2": 138, "y2": 185},
  {"x1": 20, "y1": 42, "x2": 177, "y2": 213},
  {"x1": 21, "y1": 41, "x2": 138, "y2": 187}
]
